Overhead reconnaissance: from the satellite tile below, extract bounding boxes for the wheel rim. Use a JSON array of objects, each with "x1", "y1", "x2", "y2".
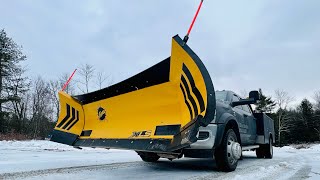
[{"x1": 226, "y1": 134, "x2": 239, "y2": 165}]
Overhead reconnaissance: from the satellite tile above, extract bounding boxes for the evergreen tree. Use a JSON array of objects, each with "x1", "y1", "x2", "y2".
[
  {"x1": 297, "y1": 99, "x2": 317, "y2": 142},
  {"x1": 255, "y1": 88, "x2": 276, "y2": 113},
  {"x1": 286, "y1": 110, "x2": 304, "y2": 143},
  {"x1": 0, "y1": 29, "x2": 27, "y2": 133}
]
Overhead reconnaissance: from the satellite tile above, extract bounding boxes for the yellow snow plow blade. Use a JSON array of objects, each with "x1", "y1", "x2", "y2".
[{"x1": 50, "y1": 35, "x2": 215, "y2": 152}]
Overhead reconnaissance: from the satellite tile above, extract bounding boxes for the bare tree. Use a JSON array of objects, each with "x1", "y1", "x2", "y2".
[
  {"x1": 274, "y1": 89, "x2": 294, "y2": 146},
  {"x1": 96, "y1": 71, "x2": 112, "y2": 90},
  {"x1": 77, "y1": 64, "x2": 95, "y2": 93},
  {"x1": 313, "y1": 91, "x2": 320, "y2": 111},
  {"x1": 275, "y1": 89, "x2": 294, "y2": 110},
  {"x1": 30, "y1": 77, "x2": 54, "y2": 138},
  {"x1": 313, "y1": 91, "x2": 320, "y2": 140},
  {"x1": 49, "y1": 80, "x2": 60, "y2": 121},
  {"x1": 59, "y1": 73, "x2": 75, "y2": 95},
  {"x1": 48, "y1": 72, "x2": 78, "y2": 123},
  {"x1": 239, "y1": 89, "x2": 248, "y2": 99},
  {"x1": 2, "y1": 65, "x2": 30, "y2": 133}
]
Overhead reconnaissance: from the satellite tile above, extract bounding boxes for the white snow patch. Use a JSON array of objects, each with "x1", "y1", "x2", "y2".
[
  {"x1": 0, "y1": 140, "x2": 320, "y2": 179},
  {"x1": 0, "y1": 140, "x2": 139, "y2": 174}
]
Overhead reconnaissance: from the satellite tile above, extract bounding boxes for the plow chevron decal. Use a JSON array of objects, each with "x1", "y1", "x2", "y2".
[
  {"x1": 56, "y1": 104, "x2": 79, "y2": 130},
  {"x1": 179, "y1": 63, "x2": 205, "y2": 120}
]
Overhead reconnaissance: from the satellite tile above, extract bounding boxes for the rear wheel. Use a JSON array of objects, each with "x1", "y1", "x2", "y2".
[
  {"x1": 137, "y1": 152, "x2": 160, "y2": 162},
  {"x1": 256, "y1": 148, "x2": 264, "y2": 158},
  {"x1": 264, "y1": 137, "x2": 273, "y2": 159},
  {"x1": 215, "y1": 129, "x2": 241, "y2": 172}
]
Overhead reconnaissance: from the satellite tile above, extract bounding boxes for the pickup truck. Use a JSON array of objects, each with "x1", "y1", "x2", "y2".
[
  {"x1": 138, "y1": 90, "x2": 275, "y2": 172},
  {"x1": 50, "y1": 35, "x2": 275, "y2": 172},
  {"x1": 183, "y1": 91, "x2": 275, "y2": 171}
]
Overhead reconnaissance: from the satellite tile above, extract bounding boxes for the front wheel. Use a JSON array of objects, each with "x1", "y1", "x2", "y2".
[{"x1": 215, "y1": 129, "x2": 241, "y2": 172}]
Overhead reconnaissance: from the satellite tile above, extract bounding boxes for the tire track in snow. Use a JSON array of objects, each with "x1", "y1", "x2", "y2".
[
  {"x1": 191, "y1": 152, "x2": 306, "y2": 180},
  {"x1": 0, "y1": 161, "x2": 143, "y2": 180},
  {"x1": 289, "y1": 165, "x2": 311, "y2": 179}
]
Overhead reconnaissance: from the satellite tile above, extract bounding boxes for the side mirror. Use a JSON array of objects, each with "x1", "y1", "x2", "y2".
[
  {"x1": 231, "y1": 90, "x2": 260, "y2": 107},
  {"x1": 249, "y1": 91, "x2": 260, "y2": 101},
  {"x1": 231, "y1": 98, "x2": 256, "y2": 107}
]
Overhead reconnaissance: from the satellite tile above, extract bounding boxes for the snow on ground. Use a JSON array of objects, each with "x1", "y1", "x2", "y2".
[
  {"x1": 0, "y1": 140, "x2": 319, "y2": 180},
  {"x1": 0, "y1": 140, "x2": 139, "y2": 174}
]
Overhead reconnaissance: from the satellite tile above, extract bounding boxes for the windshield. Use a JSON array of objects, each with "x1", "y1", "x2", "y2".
[{"x1": 215, "y1": 91, "x2": 228, "y2": 101}]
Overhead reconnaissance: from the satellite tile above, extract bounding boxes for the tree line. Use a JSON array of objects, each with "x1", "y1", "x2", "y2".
[
  {"x1": 255, "y1": 89, "x2": 320, "y2": 146},
  {"x1": 1, "y1": 29, "x2": 319, "y2": 145},
  {"x1": 0, "y1": 29, "x2": 111, "y2": 139}
]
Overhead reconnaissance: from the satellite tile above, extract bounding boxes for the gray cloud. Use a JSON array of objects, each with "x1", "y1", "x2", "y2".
[{"x1": 1, "y1": 0, "x2": 319, "y2": 104}]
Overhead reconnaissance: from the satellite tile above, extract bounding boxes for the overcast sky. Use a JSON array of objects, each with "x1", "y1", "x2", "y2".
[{"x1": 1, "y1": 0, "x2": 319, "y2": 106}]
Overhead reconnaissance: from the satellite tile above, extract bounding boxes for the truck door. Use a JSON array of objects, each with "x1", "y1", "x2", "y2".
[
  {"x1": 241, "y1": 104, "x2": 257, "y2": 145},
  {"x1": 231, "y1": 95, "x2": 248, "y2": 145}
]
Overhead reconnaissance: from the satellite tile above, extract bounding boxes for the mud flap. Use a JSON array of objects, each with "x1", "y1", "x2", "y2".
[{"x1": 51, "y1": 35, "x2": 215, "y2": 152}]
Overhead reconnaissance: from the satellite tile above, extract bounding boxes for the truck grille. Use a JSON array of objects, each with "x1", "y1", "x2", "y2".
[{"x1": 198, "y1": 131, "x2": 209, "y2": 140}]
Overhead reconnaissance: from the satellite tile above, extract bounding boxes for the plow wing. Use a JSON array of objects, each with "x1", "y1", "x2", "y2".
[{"x1": 51, "y1": 35, "x2": 215, "y2": 152}]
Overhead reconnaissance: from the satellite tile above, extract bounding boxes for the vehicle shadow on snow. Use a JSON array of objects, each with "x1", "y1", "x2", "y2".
[
  {"x1": 146, "y1": 158, "x2": 218, "y2": 172},
  {"x1": 144, "y1": 154, "x2": 258, "y2": 172}
]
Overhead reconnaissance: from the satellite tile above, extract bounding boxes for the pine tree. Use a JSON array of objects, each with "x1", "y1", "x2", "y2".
[
  {"x1": 297, "y1": 99, "x2": 317, "y2": 142},
  {"x1": 255, "y1": 88, "x2": 276, "y2": 113},
  {"x1": 0, "y1": 29, "x2": 27, "y2": 133}
]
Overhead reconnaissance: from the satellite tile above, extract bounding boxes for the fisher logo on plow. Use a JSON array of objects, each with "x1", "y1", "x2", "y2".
[{"x1": 97, "y1": 107, "x2": 106, "y2": 120}]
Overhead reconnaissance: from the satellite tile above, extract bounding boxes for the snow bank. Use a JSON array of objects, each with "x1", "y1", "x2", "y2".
[
  {"x1": 0, "y1": 140, "x2": 319, "y2": 179},
  {"x1": 0, "y1": 140, "x2": 140, "y2": 174}
]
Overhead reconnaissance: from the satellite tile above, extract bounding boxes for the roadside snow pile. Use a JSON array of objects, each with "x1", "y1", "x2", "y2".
[
  {"x1": 309, "y1": 144, "x2": 320, "y2": 151},
  {"x1": 291, "y1": 143, "x2": 320, "y2": 149},
  {"x1": 0, "y1": 140, "x2": 77, "y2": 151},
  {"x1": 0, "y1": 140, "x2": 125, "y2": 152},
  {"x1": 0, "y1": 140, "x2": 139, "y2": 174}
]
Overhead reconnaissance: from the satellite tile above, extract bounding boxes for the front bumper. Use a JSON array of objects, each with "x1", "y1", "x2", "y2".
[{"x1": 187, "y1": 124, "x2": 217, "y2": 149}]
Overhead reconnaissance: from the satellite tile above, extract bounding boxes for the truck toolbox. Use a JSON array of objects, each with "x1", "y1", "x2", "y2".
[{"x1": 254, "y1": 113, "x2": 275, "y2": 144}]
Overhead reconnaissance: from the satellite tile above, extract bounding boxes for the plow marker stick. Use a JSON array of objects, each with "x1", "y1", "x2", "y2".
[
  {"x1": 184, "y1": 0, "x2": 204, "y2": 43},
  {"x1": 61, "y1": 69, "x2": 77, "y2": 91}
]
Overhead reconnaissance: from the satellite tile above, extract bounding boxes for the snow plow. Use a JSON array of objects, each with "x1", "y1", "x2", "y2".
[
  {"x1": 50, "y1": 2, "x2": 276, "y2": 172},
  {"x1": 50, "y1": 34, "x2": 216, "y2": 153}
]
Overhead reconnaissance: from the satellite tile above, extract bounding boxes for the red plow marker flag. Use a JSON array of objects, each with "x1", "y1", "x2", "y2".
[
  {"x1": 183, "y1": 0, "x2": 204, "y2": 43},
  {"x1": 61, "y1": 69, "x2": 77, "y2": 91}
]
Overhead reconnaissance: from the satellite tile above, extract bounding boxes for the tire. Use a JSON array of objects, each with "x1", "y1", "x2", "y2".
[
  {"x1": 256, "y1": 148, "x2": 264, "y2": 158},
  {"x1": 264, "y1": 137, "x2": 273, "y2": 159},
  {"x1": 215, "y1": 129, "x2": 240, "y2": 172},
  {"x1": 137, "y1": 152, "x2": 160, "y2": 162}
]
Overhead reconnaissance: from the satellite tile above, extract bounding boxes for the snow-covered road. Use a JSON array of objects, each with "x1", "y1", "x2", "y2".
[{"x1": 0, "y1": 140, "x2": 319, "y2": 180}]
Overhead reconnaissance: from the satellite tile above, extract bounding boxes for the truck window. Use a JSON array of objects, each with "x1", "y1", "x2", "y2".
[
  {"x1": 215, "y1": 91, "x2": 228, "y2": 101},
  {"x1": 242, "y1": 105, "x2": 252, "y2": 114},
  {"x1": 232, "y1": 95, "x2": 243, "y2": 110}
]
